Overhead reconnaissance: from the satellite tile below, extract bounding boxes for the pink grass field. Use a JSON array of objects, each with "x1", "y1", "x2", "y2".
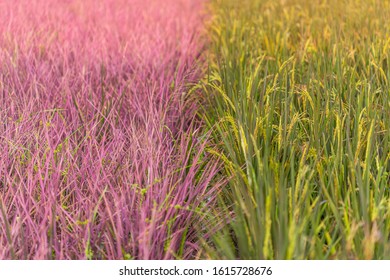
[{"x1": 0, "y1": 0, "x2": 220, "y2": 259}]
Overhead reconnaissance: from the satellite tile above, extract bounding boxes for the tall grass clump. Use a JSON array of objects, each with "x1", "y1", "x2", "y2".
[
  {"x1": 202, "y1": 0, "x2": 390, "y2": 259},
  {"x1": 0, "y1": 0, "x2": 220, "y2": 259}
]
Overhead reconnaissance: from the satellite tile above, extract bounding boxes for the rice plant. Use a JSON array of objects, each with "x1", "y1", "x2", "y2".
[
  {"x1": 1, "y1": 0, "x2": 389, "y2": 260},
  {"x1": 0, "y1": 0, "x2": 219, "y2": 259},
  {"x1": 202, "y1": 0, "x2": 390, "y2": 259}
]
